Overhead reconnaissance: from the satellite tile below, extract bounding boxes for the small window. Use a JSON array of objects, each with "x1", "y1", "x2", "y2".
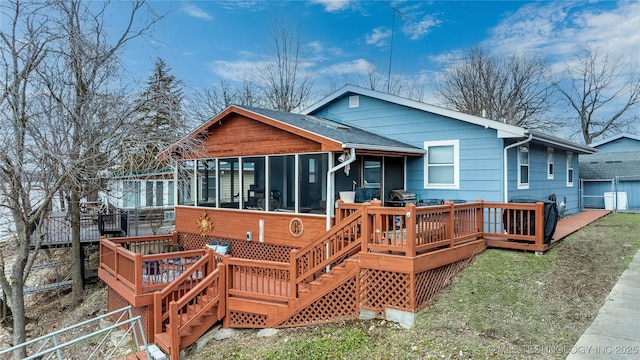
[
  {"x1": 547, "y1": 148, "x2": 554, "y2": 179},
  {"x1": 518, "y1": 145, "x2": 529, "y2": 189},
  {"x1": 424, "y1": 140, "x2": 459, "y2": 189},
  {"x1": 567, "y1": 152, "x2": 574, "y2": 187}
]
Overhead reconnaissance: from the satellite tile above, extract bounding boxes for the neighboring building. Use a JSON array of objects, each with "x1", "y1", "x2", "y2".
[{"x1": 579, "y1": 133, "x2": 640, "y2": 211}]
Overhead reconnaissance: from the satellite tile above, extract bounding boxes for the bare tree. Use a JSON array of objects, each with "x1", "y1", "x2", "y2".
[
  {"x1": 186, "y1": 79, "x2": 263, "y2": 123},
  {"x1": 258, "y1": 18, "x2": 315, "y2": 112},
  {"x1": 436, "y1": 47, "x2": 554, "y2": 130},
  {"x1": 554, "y1": 46, "x2": 640, "y2": 144},
  {"x1": 0, "y1": 1, "x2": 158, "y2": 357}
]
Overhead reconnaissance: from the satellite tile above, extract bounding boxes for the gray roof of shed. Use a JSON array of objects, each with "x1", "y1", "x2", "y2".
[
  {"x1": 579, "y1": 151, "x2": 640, "y2": 180},
  {"x1": 237, "y1": 105, "x2": 425, "y2": 155}
]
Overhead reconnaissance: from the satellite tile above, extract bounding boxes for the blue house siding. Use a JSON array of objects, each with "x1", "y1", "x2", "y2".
[
  {"x1": 580, "y1": 134, "x2": 640, "y2": 211},
  {"x1": 591, "y1": 135, "x2": 640, "y2": 153},
  {"x1": 314, "y1": 94, "x2": 506, "y2": 203},
  {"x1": 506, "y1": 142, "x2": 580, "y2": 214}
]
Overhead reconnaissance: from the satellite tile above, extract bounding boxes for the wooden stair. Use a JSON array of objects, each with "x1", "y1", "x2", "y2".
[
  {"x1": 226, "y1": 256, "x2": 360, "y2": 328},
  {"x1": 155, "y1": 291, "x2": 221, "y2": 358}
]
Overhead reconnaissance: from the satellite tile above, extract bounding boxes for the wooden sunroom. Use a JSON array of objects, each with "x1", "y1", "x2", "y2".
[{"x1": 98, "y1": 105, "x2": 555, "y2": 359}]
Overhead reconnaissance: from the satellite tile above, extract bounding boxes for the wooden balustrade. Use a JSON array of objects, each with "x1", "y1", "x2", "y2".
[
  {"x1": 293, "y1": 209, "x2": 364, "y2": 286},
  {"x1": 226, "y1": 257, "x2": 292, "y2": 302}
]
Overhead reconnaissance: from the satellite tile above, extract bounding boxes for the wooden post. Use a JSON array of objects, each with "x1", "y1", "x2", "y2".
[
  {"x1": 371, "y1": 199, "x2": 383, "y2": 244},
  {"x1": 217, "y1": 262, "x2": 226, "y2": 319},
  {"x1": 360, "y1": 202, "x2": 370, "y2": 253},
  {"x1": 405, "y1": 203, "x2": 416, "y2": 257},
  {"x1": 223, "y1": 254, "x2": 232, "y2": 328},
  {"x1": 335, "y1": 199, "x2": 345, "y2": 223},
  {"x1": 169, "y1": 301, "x2": 179, "y2": 360},
  {"x1": 535, "y1": 202, "x2": 545, "y2": 249},
  {"x1": 153, "y1": 291, "x2": 162, "y2": 340},
  {"x1": 289, "y1": 249, "x2": 298, "y2": 300},
  {"x1": 476, "y1": 199, "x2": 484, "y2": 236},
  {"x1": 446, "y1": 201, "x2": 455, "y2": 247},
  {"x1": 134, "y1": 252, "x2": 143, "y2": 294}
]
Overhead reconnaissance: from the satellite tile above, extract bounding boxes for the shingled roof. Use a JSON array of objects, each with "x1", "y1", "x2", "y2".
[
  {"x1": 579, "y1": 151, "x2": 640, "y2": 180},
  {"x1": 237, "y1": 105, "x2": 425, "y2": 155}
]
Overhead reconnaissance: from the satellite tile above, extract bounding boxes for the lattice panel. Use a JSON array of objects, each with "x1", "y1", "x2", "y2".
[
  {"x1": 107, "y1": 288, "x2": 150, "y2": 342},
  {"x1": 228, "y1": 311, "x2": 268, "y2": 328},
  {"x1": 277, "y1": 277, "x2": 358, "y2": 328},
  {"x1": 414, "y1": 259, "x2": 470, "y2": 311},
  {"x1": 359, "y1": 269, "x2": 411, "y2": 317},
  {"x1": 177, "y1": 232, "x2": 297, "y2": 262}
]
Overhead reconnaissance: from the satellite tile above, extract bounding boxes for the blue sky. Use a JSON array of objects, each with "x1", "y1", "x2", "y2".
[{"x1": 124, "y1": 0, "x2": 638, "y2": 104}]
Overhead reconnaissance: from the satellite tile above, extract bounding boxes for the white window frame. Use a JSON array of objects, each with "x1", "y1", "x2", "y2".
[
  {"x1": 423, "y1": 140, "x2": 459, "y2": 189},
  {"x1": 547, "y1": 147, "x2": 554, "y2": 180},
  {"x1": 518, "y1": 145, "x2": 529, "y2": 189},
  {"x1": 566, "y1": 151, "x2": 574, "y2": 187}
]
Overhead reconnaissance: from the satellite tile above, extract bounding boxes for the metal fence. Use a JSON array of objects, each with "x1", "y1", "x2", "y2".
[{"x1": 580, "y1": 176, "x2": 640, "y2": 212}]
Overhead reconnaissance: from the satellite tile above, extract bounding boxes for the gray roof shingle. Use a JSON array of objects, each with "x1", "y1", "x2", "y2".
[
  {"x1": 579, "y1": 151, "x2": 640, "y2": 180},
  {"x1": 238, "y1": 105, "x2": 424, "y2": 154}
]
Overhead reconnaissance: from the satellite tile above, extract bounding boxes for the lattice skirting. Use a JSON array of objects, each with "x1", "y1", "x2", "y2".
[
  {"x1": 227, "y1": 311, "x2": 268, "y2": 328},
  {"x1": 178, "y1": 232, "x2": 297, "y2": 263},
  {"x1": 359, "y1": 258, "x2": 471, "y2": 318},
  {"x1": 107, "y1": 288, "x2": 151, "y2": 343},
  {"x1": 277, "y1": 276, "x2": 358, "y2": 328}
]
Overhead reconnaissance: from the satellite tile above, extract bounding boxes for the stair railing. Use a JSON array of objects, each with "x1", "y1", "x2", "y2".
[
  {"x1": 153, "y1": 249, "x2": 217, "y2": 335},
  {"x1": 291, "y1": 207, "x2": 366, "y2": 294}
]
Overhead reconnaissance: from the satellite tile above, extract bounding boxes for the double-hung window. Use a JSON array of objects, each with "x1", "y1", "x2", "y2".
[
  {"x1": 424, "y1": 140, "x2": 459, "y2": 189},
  {"x1": 518, "y1": 145, "x2": 529, "y2": 189},
  {"x1": 566, "y1": 152, "x2": 574, "y2": 187}
]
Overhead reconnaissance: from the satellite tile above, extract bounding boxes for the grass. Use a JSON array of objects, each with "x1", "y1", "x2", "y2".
[{"x1": 189, "y1": 213, "x2": 640, "y2": 360}]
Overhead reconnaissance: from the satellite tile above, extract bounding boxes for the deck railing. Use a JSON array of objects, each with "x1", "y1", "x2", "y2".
[
  {"x1": 99, "y1": 200, "x2": 546, "y2": 299},
  {"x1": 100, "y1": 234, "x2": 207, "y2": 294},
  {"x1": 225, "y1": 257, "x2": 292, "y2": 302},
  {"x1": 482, "y1": 201, "x2": 543, "y2": 245}
]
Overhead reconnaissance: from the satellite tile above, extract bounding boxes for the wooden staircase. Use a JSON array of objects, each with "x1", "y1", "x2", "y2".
[
  {"x1": 153, "y1": 255, "x2": 225, "y2": 360},
  {"x1": 225, "y1": 255, "x2": 360, "y2": 328}
]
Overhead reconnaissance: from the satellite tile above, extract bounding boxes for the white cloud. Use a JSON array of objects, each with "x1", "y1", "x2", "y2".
[
  {"x1": 402, "y1": 15, "x2": 440, "y2": 40},
  {"x1": 320, "y1": 59, "x2": 375, "y2": 75},
  {"x1": 182, "y1": 3, "x2": 214, "y2": 20},
  {"x1": 484, "y1": 1, "x2": 639, "y2": 72},
  {"x1": 208, "y1": 60, "x2": 264, "y2": 82},
  {"x1": 310, "y1": 0, "x2": 352, "y2": 12},
  {"x1": 366, "y1": 27, "x2": 392, "y2": 47}
]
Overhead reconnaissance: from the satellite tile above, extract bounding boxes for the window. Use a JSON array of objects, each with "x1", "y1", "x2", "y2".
[
  {"x1": 197, "y1": 159, "x2": 217, "y2": 207},
  {"x1": 566, "y1": 152, "x2": 574, "y2": 187},
  {"x1": 424, "y1": 140, "x2": 459, "y2": 189},
  {"x1": 219, "y1": 158, "x2": 240, "y2": 208},
  {"x1": 243, "y1": 157, "x2": 265, "y2": 209},
  {"x1": 547, "y1": 148, "x2": 554, "y2": 179},
  {"x1": 123, "y1": 181, "x2": 140, "y2": 208},
  {"x1": 518, "y1": 145, "x2": 529, "y2": 189},
  {"x1": 156, "y1": 181, "x2": 164, "y2": 207},
  {"x1": 177, "y1": 160, "x2": 195, "y2": 205}
]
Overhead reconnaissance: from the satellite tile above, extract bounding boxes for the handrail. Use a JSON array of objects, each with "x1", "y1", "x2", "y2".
[
  {"x1": 293, "y1": 208, "x2": 364, "y2": 287},
  {"x1": 154, "y1": 257, "x2": 224, "y2": 360},
  {"x1": 0, "y1": 306, "x2": 148, "y2": 360}
]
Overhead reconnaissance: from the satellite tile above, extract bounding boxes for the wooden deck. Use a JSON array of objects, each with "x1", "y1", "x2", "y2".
[
  {"x1": 100, "y1": 200, "x2": 606, "y2": 359},
  {"x1": 552, "y1": 209, "x2": 611, "y2": 240}
]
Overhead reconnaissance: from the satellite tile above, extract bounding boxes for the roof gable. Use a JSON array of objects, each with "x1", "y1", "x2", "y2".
[{"x1": 159, "y1": 104, "x2": 424, "y2": 160}]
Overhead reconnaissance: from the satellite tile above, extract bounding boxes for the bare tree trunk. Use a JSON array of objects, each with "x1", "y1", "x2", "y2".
[
  {"x1": 9, "y1": 279, "x2": 27, "y2": 360},
  {"x1": 70, "y1": 187, "x2": 83, "y2": 299}
]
